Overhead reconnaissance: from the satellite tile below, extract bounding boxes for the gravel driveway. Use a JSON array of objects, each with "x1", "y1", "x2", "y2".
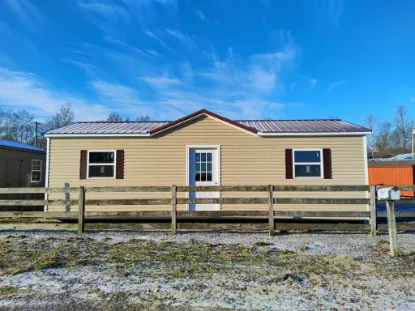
[{"x1": 0, "y1": 230, "x2": 415, "y2": 310}]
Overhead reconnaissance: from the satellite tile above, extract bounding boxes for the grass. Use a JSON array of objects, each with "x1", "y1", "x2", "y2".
[
  {"x1": 0, "y1": 286, "x2": 18, "y2": 296},
  {"x1": 0, "y1": 234, "x2": 405, "y2": 280}
]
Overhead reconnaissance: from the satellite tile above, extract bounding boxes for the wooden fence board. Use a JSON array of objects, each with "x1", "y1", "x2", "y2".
[
  {"x1": 177, "y1": 185, "x2": 269, "y2": 192},
  {"x1": 0, "y1": 188, "x2": 79, "y2": 194},
  {"x1": 377, "y1": 211, "x2": 415, "y2": 218},
  {"x1": 0, "y1": 223, "x2": 77, "y2": 230},
  {"x1": 85, "y1": 199, "x2": 170, "y2": 206},
  {"x1": 378, "y1": 223, "x2": 415, "y2": 231},
  {"x1": 273, "y1": 185, "x2": 369, "y2": 192},
  {"x1": 0, "y1": 212, "x2": 78, "y2": 218},
  {"x1": 273, "y1": 211, "x2": 370, "y2": 217},
  {"x1": 274, "y1": 198, "x2": 370, "y2": 204},
  {"x1": 275, "y1": 222, "x2": 370, "y2": 231},
  {"x1": 85, "y1": 186, "x2": 171, "y2": 193},
  {"x1": 0, "y1": 200, "x2": 78, "y2": 206}
]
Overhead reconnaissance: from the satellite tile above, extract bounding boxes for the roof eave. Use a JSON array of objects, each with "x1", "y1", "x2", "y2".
[
  {"x1": 257, "y1": 131, "x2": 372, "y2": 136},
  {"x1": 45, "y1": 133, "x2": 151, "y2": 138}
]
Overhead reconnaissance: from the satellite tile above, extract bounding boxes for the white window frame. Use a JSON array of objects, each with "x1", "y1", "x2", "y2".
[
  {"x1": 87, "y1": 150, "x2": 116, "y2": 179},
  {"x1": 31, "y1": 159, "x2": 42, "y2": 183},
  {"x1": 292, "y1": 149, "x2": 324, "y2": 179}
]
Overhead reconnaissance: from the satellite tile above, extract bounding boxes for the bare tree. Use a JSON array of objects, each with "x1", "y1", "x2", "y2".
[
  {"x1": 44, "y1": 103, "x2": 75, "y2": 131},
  {"x1": 364, "y1": 114, "x2": 378, "y2": 158},
  {"x1": 393, "y1": 105, "x2": 411, "y2": 150},
  {"x1": 137, "y1": 115, "x2": 150, "y2": 121},
  {"x1": 1, "y1": 110, "x2": 34, "y2": 143},
  {"x1": 376, "y1": 121, "x2": 392, "y2": 156},
  {"x1": 107, "y1": 112, "x2": 123, "y2": 122}
]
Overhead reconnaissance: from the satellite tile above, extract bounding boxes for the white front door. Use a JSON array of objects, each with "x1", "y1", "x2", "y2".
[{"x1": 188, "y1": 147, "x2": 220, "y2": 211}]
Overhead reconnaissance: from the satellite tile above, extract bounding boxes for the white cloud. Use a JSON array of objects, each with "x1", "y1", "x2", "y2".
[
  {"x1": 310, "y1": 79, "x2": 317, "y2": 86},
  {"x1": 0, "y1": 67, "x2": 111, "y2": 121},
  {"x1": 194, "y1": 9, "x2": 210, "y2": 23},
  {"x1": 328, "y1": 80, "x2": 345, "y2": 91},
  {"x1": 410, "y1": 97, "x2": 414, "y2": 102},
  {"x1": 3, "y1": 0, "x2": 44, "y2": 31}
]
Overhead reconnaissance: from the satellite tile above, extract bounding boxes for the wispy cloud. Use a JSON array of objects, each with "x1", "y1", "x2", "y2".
[
  {"x1": 166, "y1": 29, "x2": 199, "y2": 52},
  {"x1": 410, "y1": 97, "x2": 414, "y2": 102},
  {"x1": 328, "y1": 80, "x2": 346, "y2": 91},
  {"x1": 3, "y1": 0, "x2": 44, "y2": 31},
  {"x1": 310, "y1": 79, "x2": 317, "y2": 86},
  {"x1": 77, "y1": 0, "x2": 130, "y2": 23},
  {"x1": 193, "y1": 9, "x2": 210, "y2": 23},
  {"x1": 313, "y1": 0, "x2": 345, "y2": 28},
  {"x1": 0, "y1": 67, "x2": 111, "y2": 120}
]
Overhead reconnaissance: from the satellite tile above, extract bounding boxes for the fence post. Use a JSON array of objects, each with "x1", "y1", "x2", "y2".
[
  {"x1": 171, "y1": 185, "x2": 177, "y2": 235},
  {"x1": 369, "y1": 185, "x2": 377, "y2": 236},
  {"x1": 268, "y1": 185, "x2": 275, "y2": 237},
  {"x1": 386, "y1": 200, "x2": 398, "y2": 257},
  {"x1": 77, "y1": 186, "x2": 85, "y2": 235}
]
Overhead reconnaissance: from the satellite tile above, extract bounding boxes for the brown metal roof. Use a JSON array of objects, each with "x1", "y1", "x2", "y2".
[{"x1": 45, "y1": 109, "x2": 371, "y2": 136}]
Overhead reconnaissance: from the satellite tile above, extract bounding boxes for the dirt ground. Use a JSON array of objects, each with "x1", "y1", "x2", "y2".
[{"x1": 0, "y1": 230, "x2": 414, "y2": 311}]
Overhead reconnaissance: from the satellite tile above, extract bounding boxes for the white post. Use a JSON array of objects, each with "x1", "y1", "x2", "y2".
[
  {"x1": 44, "y1": 137, "x2": 50, "y2": 212},
  {"x1": 386, "y1": 200, "x2": 398, "y2": 257}
]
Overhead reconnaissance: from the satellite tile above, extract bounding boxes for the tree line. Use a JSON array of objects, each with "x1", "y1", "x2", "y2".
[
  {"x1": 0, "y1": 103, "x2": 150, "y2": 149},
  {"x1": 1, "y1": 102, "x2": 412, "y2": 158},
  {"x1": 364, "y1": 105, "x2": 414, "y2": 158}
]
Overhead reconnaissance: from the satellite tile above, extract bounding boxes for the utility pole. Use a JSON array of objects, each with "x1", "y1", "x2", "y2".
[{"x1": 34, "y1": 121, "x2": 40, "y2": 147}]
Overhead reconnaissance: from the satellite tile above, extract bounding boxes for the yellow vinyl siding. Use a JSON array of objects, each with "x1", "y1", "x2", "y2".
[{"x1": 48, "y1": 115, "x2": 367, "y2": 212}]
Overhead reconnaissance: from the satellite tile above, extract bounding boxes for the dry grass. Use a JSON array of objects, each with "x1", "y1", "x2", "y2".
[{"x1": 0, "y1": 233, "x2": 415, "y2": 310}]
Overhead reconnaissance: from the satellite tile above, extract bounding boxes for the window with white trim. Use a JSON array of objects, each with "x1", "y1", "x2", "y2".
[
  {"x1": 293, "y1": 150, "x2": 323, "y2": 178},
  {"x1": 31, "y1": 160, "x2": 42, "y2": 182},
  {"x1": 88, "y1": 151, "x2": 115, "y2": 178}
]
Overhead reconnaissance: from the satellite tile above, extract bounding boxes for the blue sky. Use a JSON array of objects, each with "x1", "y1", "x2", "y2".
[{"x1": 0, "y1": 0, "x2": 414, "y2": 123}]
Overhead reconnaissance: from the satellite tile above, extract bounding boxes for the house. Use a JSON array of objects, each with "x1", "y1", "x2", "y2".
[
  {"x1": 0, "y1": 139, "x2": 46, "y2": 202},
  {"x1": 44, "y1": 109, "x2": 371, "y2": 212},
  {"x1": 369, "y1": 160, "x2": 415, "y2": 197}
]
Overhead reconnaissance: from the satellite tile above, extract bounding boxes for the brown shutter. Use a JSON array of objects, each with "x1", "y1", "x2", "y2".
[
  {"x1": 80, "y1": 150, "x2": 87, "y2": 179},
  {"x1": 116, "y1": 150, "x2": 125, "y2": 179},
  {"x1": 285, "y1": 149, "x2": 293, "y2": 179},
  {"x1": 323, "y1": 149, "x2": 332, "y2": 179}
]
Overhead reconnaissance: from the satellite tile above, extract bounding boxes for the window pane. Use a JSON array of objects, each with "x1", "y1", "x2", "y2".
[
  {"x1": 207, "y1": 153, "x2": 212, "y2": 162},
  {"x1": 207, "y1": 163, "x2": 212, "y2": 172},
  {"x1": 295, "y1": 165, "x2": 321, "y2": 177},
  {"x1": 32, "y1": 160, "x2": 42, "y2": 170},
  {"x1": 206, "y1": 173, "x2": 212, "y2": 181},
  {"x1": 89, "y1": 165, "x2": 114, "y2": 178},
  {"x1": 196, "y1": 162, "x2": 201, "y2": 173},
  {"x1": 294, "y1": 151, "x2": 321, "y2": 163},
  {"x1": 201, "y1": 163, "x2": 206, "y2": 172},
  {"x1": 201, "y1": 153, "x2": 206, "y2": 162},
  {"x1": 195, "y1": 153, "x2": 200, "y2": 162},
  {"x1": 201, "y1": 173, "x2": 207, "y2": 182},
  {"x1": 89, "y1": 152, "x2": 114, "y2": 164},
  {"x1": 195, "y1": 173, "x2": 201, "y2": 182},
  {"x1": 31, "y1": 171, "x2": 41, "y2": 182}
]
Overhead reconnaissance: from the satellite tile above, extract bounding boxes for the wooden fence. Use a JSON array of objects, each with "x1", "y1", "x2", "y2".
[{"x1": 0, "y1": 184, "x2": 414, "y2": 242}]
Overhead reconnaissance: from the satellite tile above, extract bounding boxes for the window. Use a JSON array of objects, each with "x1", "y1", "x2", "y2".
[
  {"x1": 293, "y1": 150, "x2": 323, "y2": 178},
  {"x1": 87, "y1": 151, "x2": 115, "y2": 178},
  {"x1": 31, "y1": 160, "x2": 42, "y2": 182},
  {"x1": 195, "y1": 152, "x2": 213, "y2": 182}
]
